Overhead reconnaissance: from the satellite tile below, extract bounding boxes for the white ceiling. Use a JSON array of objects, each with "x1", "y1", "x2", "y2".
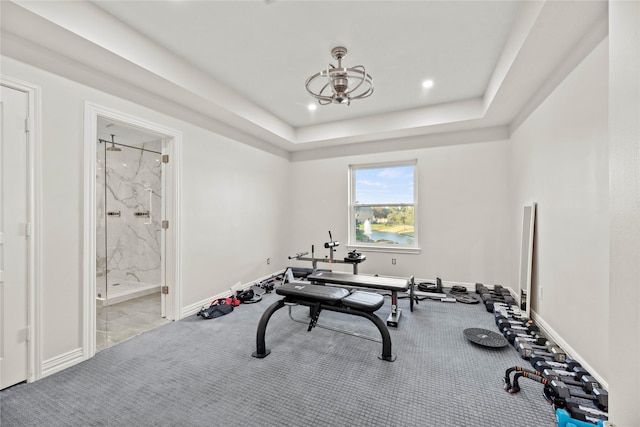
[
  {"x1": 92, "y1": 0, "x2": 520, "y2": 128},
  {"x1": 1, "y1": 0, "x2": 608, "y2": 160}
]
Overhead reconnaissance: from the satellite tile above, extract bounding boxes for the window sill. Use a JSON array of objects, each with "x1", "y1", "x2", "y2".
[{"x1": 347, "y1": 245, "x2": 421, "y2": 255}]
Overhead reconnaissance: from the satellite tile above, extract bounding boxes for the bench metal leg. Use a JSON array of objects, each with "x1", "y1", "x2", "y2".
[
  {"x1": 327, "y1": 305, "x2": 396, "y2": 362},
  {"x1": 360, "y1": 310, "x2": 396, "y2": 362},
  {"x1": 251, "y1": 298, "x2": 285, "y2": 359},
  {"x1": 386, "y1": 290, "x2": 402, "y2": 327},
  {"x1": 252, "y1": 298, "x2": 395, "y2": 362}
]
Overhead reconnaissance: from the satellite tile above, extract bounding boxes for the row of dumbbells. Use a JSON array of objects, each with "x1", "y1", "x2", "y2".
[
  {"x1": 503, "y1": 358, "x2": 608, "y2": 424},
  {"x1": 475, "y1": 283, "x2": 517, "y2": 312},
  {"x1": 493, "y1": 309, "x2": 566, "y2": 363},
  {"x1": 494, "y1": 307, "x2": 608, "y2": 424}
]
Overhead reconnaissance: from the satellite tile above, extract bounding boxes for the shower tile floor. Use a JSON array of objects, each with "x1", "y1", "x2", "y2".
[
  {"x1": 97, "y1": 280, "x2": 161, "y2": 307},
  {"x1": 96, "y1": 293, "x2": 170, "y2": 352}
]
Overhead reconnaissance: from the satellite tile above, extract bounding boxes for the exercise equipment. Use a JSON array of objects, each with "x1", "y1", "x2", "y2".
[
  {"x1": 505, "y1": 369, "x2": 549, "y2": 394},
  {"x1": 504, "y1": 364, "x2": 610, "y2": 426},
  {"x1": 494, "y1": 310, "x2": 529, "y2": 326},
  {"x1": 256, "y1": 275, "x2": 282, "y2": 293},
  {"x1": 516, "y1": 340, "x2": 566, "y2": 362},
  {"x1": 514, "y1": 336, "x2": 559, "y2": 350},
  {"x1": 545, "y1": 380, "x2": 609, "y2": 411},
  {"x1": 531, "y1": 357, "x2": 582, "y2": 372},
  {"x1": 453, "y1": 294, "x2": 480, "y2": 304},
  {"x1": 251, "y1": 281, "x2": 395, "y2": 361},
  {"x1": 446, "y1": 284, "x2": 479, "y2": 304},
  {"x1": 503, "y1": 365, "x2": 546, "y2": 393},
  {"x1": 307, "y1": 270, "x2": 415, "y2": 327},
  {"x1": 414, "y1": 278, "x2": 451, "y2": 302},
  {"x1": 463, "y1": 328, "x2": 508, "y2": 348},
  {"x1": 564, "y1": 399, "x2": 609, "y2": 424},
  {"x1": 418, "y1": 279, "x2": 442, "y2": 293},
  {"x1": 504, "y1": 366, "x2": 602, "y2": 400},
  {"x1": 541, "y1": 369, "x2": 601, "y2": 393},
  {"x1": 490, "y1": 301, "x2": 519, "y2": 313},
  {"x1": 476, "y1": 283, "x2": 517, "y2": 312},
  {"x1": 556, "y1": 408, "x2": 608, "y2": 427},
  {"x1": 289, "y1": 231, "x2": 367, "y2": 274},
  {"x1": 503, "y1": 329, "x2": 546, "y2": 345},
  {"x1": 495, "y1": 316, "x2": 540, "y2": 334},
  {"x1": 494, "y1": 304, "x2": 523, "y2": 316}
]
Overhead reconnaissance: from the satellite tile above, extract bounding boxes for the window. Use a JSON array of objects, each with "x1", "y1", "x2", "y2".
[{"x1": 349, "y1": 161, "x2": 418, "y2": 251}]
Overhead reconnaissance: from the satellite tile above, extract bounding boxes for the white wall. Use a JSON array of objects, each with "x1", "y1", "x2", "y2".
[
  {"x1": 2, "y1": 56, "x2": 290, "y2": 363},
  {"x1": 608, "y1": 1, "x2": 640, "y2": 423},
  {"x1": 180, "y1": 130, "x2": 290, "y2": 306},
  {"x1": 507, "y1": 39, "x2": 609, "y2": 380},
  {"x1": 288, "y1": 140, "x2": 510, "y2": 285}
]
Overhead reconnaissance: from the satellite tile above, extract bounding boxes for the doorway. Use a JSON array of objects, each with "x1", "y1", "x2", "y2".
[
  {"x1": 96, "y1": 118, "x2": 168, "y2": 351},
  {"x1": 0, "y1": 78, "x2": 41, "y2": 389},
  {"x1": 84, "y1": 104, "x2": 181, "y2": 358}
]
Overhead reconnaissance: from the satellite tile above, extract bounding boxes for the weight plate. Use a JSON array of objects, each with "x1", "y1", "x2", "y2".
[
  {"x1": 241, "y1": 295, "x2": 263, "y2": 304},
  {"x1": 463, "y1": 328, "x2": 508, "y2": 348},
  {"x1": 454, "y1": 294, "x2": 480, "y2": 304}
]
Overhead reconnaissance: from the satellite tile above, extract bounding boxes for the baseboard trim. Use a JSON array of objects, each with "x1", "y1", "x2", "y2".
[
  {"x1": 41, "y1": 348, "x2": 84, "y2": 378},
  {"x1": 530, "y1": 309, "x2": 608, "y2": 390},
  {"x1": 180, "y1": 270, "x2": 285, "y2": 318},
  {"x1": 494, "y1": 287, "x2": 608, "y2": 390}
]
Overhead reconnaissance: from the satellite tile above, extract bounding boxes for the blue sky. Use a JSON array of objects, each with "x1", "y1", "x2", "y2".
[{"x1": 355, "y1": 165, "x2": 414, "y2": 204}]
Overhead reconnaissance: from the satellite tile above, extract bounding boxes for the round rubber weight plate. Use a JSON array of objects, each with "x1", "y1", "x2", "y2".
[
  {"x1": 454, "y1": 294, "x2": 480, "y2": 304},
  {"x1": 463, "y1": 328, "x2": 508, "y2": 348}
]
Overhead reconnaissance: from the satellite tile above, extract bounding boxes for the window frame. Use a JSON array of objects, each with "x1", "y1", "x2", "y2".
[{"x1": 348, "y1": 160, "x2": 420, "y2": 254}]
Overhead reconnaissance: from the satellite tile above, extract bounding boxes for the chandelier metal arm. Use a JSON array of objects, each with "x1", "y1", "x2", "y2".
[{"x1": 305, "y1": 46, "x2": 374, "y2": 106}]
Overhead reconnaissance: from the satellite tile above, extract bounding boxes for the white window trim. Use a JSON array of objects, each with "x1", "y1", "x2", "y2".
[{"x1": 348, "y1": 160, "x2": 420, "y2": 254}]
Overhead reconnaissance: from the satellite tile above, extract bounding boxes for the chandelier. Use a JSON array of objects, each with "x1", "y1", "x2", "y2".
[{"x1": 305, "y1": 46, "x2": 374, "y2": 106}]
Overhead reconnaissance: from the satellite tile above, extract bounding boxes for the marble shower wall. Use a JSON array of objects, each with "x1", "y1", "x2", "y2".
[{"x1": 97, "y1": 139, "x2": 163, "y2": 295}]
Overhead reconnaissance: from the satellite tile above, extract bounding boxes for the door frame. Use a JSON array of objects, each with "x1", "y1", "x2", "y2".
[
  {"x1": 83, "y1": 103, "x2": 182, "y2": 359},
  {"x1": 0, "y1": 75, "x2": 42, "y2": 383}
]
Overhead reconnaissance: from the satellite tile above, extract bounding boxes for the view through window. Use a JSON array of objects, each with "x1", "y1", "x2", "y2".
[{"x1": 350, "y1": 162, "x2": 417, "y2": 249}]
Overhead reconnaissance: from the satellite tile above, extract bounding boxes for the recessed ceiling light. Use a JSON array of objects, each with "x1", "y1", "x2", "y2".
[
  {"x1": 422, "y1": 80, "x2": 434, "y2": 89},
  {"x1": 308, "y1": 104, "x2": 317, "y2": 111}
]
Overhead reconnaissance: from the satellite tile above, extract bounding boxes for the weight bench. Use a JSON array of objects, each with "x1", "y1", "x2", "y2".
[
  {"x1": 307, "y1": 271, "x2": 416, "y2": 327},
  {"x1": 251, "y1": 282, "x2": 396, "y2": 361}
]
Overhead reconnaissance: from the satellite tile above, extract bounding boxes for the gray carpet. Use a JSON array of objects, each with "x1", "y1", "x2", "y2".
[{"x1": 0, "y1": 290, "x2": 557, "y2": 426}]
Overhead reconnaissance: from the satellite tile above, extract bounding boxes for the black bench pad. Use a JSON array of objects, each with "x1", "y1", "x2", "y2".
[
  {"x1": 276, "y1": 283, "x2": 349, "y2": 303},
  {"x1": 342, "y1": 291, "x2": 384, "y2": 312}
]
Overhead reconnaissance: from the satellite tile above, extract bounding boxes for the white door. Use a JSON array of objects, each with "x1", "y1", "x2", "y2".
[{"x1": 0, "y1": 85, "x2": 30, "y2": 389}]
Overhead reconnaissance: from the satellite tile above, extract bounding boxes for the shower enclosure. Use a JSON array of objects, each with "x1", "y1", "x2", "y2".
[{"x1": 96, "y1": 126, "x2": 163, "y2": 306}]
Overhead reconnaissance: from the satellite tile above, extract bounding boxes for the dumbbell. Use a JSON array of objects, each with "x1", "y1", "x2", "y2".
[
  {"x1": 482, "y1": 290, "x2": 514, "y2": 302},
  {"x1": 533, "y1": 359, "x2": 585, "y2": 376},
  {"x1": 485, "y1": 297, "x2": 517, "y2": 312},
  {"x1": 505, "y1": 330, "x2": 547, "y2": 345},
  {"x1": 479, "y1": 285, "x2": 511, "y2": 300},
  {"x1": 493, "y1": 310, "x2": 529, "y2": 326},
  {"x1": 495, "y1": 313, "x2": 533, "y2": 326},
  {"x1": 541, "y1": 369, "x2": 601, "y2": 393},
  {"x1": 531, "y1": 356, "x2": 582, "y2": 372},
  {"x1": 545, "y1": 380, "x2": 609, "y2": 411},
  {"x1": 516, "y1": 340, "x2": 566, "y2": 362},
  {"x1": 486, "y1": 287, "x2": 510, "y2": 298},
  {"x1": 483, "y1": 287, "x2": 517, "y2": 312},
  {"x1": 495, "y1": 316, "x2": 539, "y2": 334},
  {"x1": 495, "y1": 305, "x2": 522, "y2": 315},
  {"x1": 564, "y1": 398, "x2": 608, "y2": 423}
]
